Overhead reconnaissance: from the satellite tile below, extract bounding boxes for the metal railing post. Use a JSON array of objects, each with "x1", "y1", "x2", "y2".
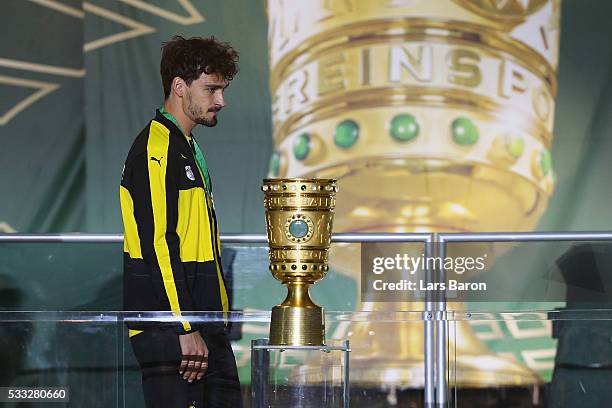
[
  {"x1": 424, "y1": 237, "x2": 435, "y2": 408},
  {"x1": 435, "y1": 235, "x2": 448, "y2": 407}
]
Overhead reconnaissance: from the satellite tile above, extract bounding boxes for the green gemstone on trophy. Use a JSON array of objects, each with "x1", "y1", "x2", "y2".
[
  {"x1": 269, "y1": 151, "x2": 280, "y2": 176},
  {"x1": 289, "y1": 219, "x2": 309, "y2": 239},
  {"x1": 451, "y1": 117, "x2": 479, "y2": 145},
  {"x1": 390, "y1": 114, "x2": 419, "y2": 142},
  {"x1": 293, "y1": 133, "x2": 311, "y2": 160},
  {"x1": 505, "y1": 135, "x2": 525, "y2": 159},
  {"x1": 334, "y1": 119, "x2": 359, "y2": 148},
  {"x1": 540, "y1": 149, "x2": 552, "y2": 176}
]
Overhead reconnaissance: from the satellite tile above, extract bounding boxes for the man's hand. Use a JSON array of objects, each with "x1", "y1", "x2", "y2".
[{"x1": 178, "y1": 331, "x2": 208, "y2": 382}]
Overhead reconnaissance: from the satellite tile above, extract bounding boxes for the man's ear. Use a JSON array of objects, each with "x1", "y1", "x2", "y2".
[{"x1": 172, "y1": 77, "x2": 186, "y2": 97}]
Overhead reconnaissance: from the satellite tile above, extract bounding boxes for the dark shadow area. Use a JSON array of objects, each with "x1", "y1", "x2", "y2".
[{"x1": 549, "y1": 243, "x2": 612, "y2": 408}]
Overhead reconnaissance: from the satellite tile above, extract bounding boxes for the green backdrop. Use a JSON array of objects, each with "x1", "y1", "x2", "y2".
[{"x1": 1, "y1": 0, "x2": 612, "y2": 404}]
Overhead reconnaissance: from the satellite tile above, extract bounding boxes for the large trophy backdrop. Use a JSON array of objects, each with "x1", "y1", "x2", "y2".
[{"x1": 267, "y1": 0, "x2": 559, "y2": 389}]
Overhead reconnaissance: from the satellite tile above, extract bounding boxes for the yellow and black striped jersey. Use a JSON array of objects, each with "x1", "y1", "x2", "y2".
[{"x1": 120, "y1": 110, "x2": 229, "y2": 335}]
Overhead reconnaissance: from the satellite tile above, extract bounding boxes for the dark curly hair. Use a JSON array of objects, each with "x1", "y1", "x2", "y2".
[{"x1": 160, "y1": 35, "x2": 239, "y2": 99}]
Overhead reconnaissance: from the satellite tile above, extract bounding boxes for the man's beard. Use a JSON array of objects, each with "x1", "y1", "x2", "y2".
[{"x1": 187, "y1": 92, "x2": 218, "y2": 127}]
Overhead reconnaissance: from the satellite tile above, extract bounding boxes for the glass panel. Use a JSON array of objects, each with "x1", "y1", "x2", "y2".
[
  {"x1": 251, "y1": 339, "x2": 349, "y2": 408},
  {"x1": 0, "y1": 312, "x2": 120, "y2": 407},
  {"x1": 447, "y1": 310, "x2": 612, "y2": 407},
  {"x1": 6, "y1": 304, "x2": 610, "y2": 407},
  {"x1": 12, "y1": 236, "x2": 612, "y2": 406},
  {"x1": 444, "y1": 239, "x2": 612, "y2": 408},
  {"x1": 0, "y1": 242, "x2": 125, "y2": 311},
  {"x1": 0, "y1": 238, "x2": 435, "y2": 407},
  {"x1": 121, "y1": 310, "x2": 428, "y2": 407}
]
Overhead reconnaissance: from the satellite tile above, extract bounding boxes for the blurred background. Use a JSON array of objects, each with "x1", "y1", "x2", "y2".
[{"x1": 1, "y1": 0, "x2": 612, "y2": 407}]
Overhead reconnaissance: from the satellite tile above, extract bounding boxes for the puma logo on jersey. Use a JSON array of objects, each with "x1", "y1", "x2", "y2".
[{"x1": 150, "y1": 156, "x2": 163, "y2": 166}]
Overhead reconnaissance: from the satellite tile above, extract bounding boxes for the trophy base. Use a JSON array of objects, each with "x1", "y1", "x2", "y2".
[{"x1": 269, "y1": 304, "x2": 325, "y2": 346}]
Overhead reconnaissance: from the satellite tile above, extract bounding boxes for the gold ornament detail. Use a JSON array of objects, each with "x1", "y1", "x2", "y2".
[{"x1": 452, "y1": 0, "x2": 549, "y2": 25}]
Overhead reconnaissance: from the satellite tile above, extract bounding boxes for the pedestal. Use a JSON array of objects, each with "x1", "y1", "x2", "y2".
[{"x1": 251, "y1": 339, "x2": 350, "y2": 408}]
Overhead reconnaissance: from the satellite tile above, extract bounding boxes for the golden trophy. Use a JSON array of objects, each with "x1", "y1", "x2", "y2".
[
  {"x1": 262, "y1": 178, "x2": 337, "y2": 346},
  {"x1": 266, "y1": 0, "x2": 560, "y2": 389}
]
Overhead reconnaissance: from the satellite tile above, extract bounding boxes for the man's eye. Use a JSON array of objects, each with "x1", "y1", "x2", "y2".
[{"x1": 207, "y1": 87, "x2": 215, "y2": 94}]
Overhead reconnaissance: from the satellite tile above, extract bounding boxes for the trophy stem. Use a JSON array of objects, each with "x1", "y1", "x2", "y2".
[
  {"x1": 270, "y1": 282, "x2": 325, "y2": 346},
  {"x1": 283, "y1": 282, "x2": 317, "y2": 307}
]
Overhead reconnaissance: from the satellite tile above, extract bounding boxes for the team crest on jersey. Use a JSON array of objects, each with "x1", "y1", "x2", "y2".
[{"x1": 185, "y1": 165, "x2": 195, "y2": 181}]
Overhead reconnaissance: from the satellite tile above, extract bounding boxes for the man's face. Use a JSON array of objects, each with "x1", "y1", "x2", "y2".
[{"x1": 183, "y1": 72, "x2": 228, "y2": 127}]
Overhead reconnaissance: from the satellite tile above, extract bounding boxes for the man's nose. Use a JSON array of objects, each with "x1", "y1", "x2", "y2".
[{"x1": 215, "y1": 91, "x2": 225, "y2": 108}]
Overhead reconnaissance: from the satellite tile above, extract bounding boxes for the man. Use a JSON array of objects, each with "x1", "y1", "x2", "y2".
[{"x1": 120, "y1": 35, "x2": 241, "y2": 408}]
